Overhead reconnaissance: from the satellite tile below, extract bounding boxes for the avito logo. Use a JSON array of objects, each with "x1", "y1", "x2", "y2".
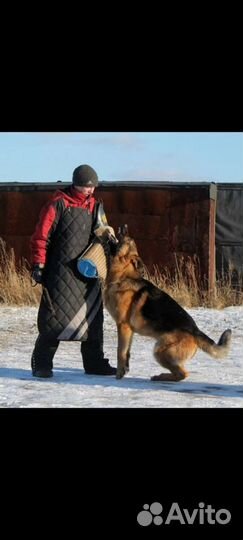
[{"x1": 137, "y1": 502, "x2": 231, "y2": 526}]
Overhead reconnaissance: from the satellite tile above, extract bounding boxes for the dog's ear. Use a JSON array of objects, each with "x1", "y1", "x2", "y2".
[
  {"x1": 121, "y1": 224, "x2": 129, "y2": 236},
  {"x1": 117, "y1": 224, "x2": 129, "y2": 240}
]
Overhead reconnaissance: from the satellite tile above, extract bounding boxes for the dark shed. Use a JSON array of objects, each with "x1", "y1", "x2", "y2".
[
  {"x1": 216, "y1": 183, "x2": 243, "y2": 285},
  {"x1": 0, "y1": 181, "x2": 242, "y2": 289}
]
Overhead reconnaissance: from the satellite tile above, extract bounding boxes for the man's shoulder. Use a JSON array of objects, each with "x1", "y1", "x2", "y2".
[
  {"x1": 52, "y1": 188, "x2": 70, "y2": 200},
  {"x1": 45, "y1": 189, "x2": 70, "y2": 207}
]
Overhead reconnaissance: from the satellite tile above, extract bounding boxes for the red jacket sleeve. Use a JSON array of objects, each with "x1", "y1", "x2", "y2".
[{"x1": 30, "y1": 202, "x2": 57, "y2": 265}]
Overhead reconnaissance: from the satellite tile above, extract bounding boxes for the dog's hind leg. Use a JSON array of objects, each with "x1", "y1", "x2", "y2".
[
  {"x1": 116, "y1": 323, "x2": 134, "y2": 379},
  {"x1": 151, "y1": 364, "x2": 189, "y2": 382},
  {"x1": 151, "y1": 333, "x2": 197, "y2": 382}
]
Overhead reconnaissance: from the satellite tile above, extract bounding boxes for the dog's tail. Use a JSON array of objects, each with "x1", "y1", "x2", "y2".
[{"x1": 194, "y1": 328, "x2": 232, "y2": 358}]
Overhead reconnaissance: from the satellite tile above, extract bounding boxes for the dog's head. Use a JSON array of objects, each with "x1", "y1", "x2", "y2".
[{"x1": 108, "y1": 224, "x2": 145, "y2": 278}]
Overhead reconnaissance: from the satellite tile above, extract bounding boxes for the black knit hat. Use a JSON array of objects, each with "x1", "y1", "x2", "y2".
[{"x1": 72, "y1": 164, "x2": 98, "y2": 187}]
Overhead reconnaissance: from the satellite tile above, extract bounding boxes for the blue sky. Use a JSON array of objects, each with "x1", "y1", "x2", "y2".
[{"x1": 0, "y1": 132, "x2": 242, "y2": 183}]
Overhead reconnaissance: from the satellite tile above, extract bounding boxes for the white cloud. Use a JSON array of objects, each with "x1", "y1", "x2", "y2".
[
  {"x1": 107, "y1": 166, "x2": 190, "y2": 182},
  {"x1": 78, "y1": 132, "x2": 145, "y2": 150}
]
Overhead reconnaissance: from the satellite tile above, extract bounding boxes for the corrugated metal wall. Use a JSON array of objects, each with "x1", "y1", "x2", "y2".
[
  {"x1": 0, "y1": 181, "x2": 218, "y2": 288},
  {"x1": 216, "y1": 183, "x2": 243, "y2": 285}
]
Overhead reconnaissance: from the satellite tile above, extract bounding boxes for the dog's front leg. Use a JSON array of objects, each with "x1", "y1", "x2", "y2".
[{"x1": 116, "y1": 323, "x2": 133, "y2": 379}]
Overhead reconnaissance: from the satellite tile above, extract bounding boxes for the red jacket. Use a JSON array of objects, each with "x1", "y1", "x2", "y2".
[{"x1": 31, "y1": 187, "x2": 96, "y2": 265}]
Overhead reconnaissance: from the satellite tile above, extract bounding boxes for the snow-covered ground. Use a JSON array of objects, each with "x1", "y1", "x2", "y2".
[{"x1": 0, "y1": 305, "x2": 242, "y2": 408}]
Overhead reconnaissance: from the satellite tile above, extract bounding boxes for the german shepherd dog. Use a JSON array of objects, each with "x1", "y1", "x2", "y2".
[{"x1": 104, "y1": 225, "x2": 232, "y2": 381}]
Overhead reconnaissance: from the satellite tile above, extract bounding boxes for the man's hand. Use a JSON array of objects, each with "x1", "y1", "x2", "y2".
[
  {"x1": 94, "y1": 225, "x2": 118, "y2": 244},
  {"x1": 31, "y1": 264, "x2": 45, "y2": 284}
]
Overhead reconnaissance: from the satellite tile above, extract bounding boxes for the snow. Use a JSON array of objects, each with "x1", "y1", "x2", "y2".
[{"x1": 0, "y1": 305, "x2": 242, "y2": 408}]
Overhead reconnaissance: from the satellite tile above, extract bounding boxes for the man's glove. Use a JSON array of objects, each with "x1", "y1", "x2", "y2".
[
  {"x1": 31, "y1": 264, "x2": 44, "y2": 284},
  {"x1": 94, "y1": 225, "x2": 118, "y2": 244}
]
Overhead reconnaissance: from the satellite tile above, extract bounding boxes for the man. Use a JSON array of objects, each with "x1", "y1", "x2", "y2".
[{"x1": 30, "y1": 164, "x2": 116, "y2": 378}]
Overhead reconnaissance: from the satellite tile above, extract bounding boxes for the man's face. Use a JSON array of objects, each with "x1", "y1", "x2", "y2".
[{"x1": 74, "y1": 185, "x2": 95, "y2": 196}]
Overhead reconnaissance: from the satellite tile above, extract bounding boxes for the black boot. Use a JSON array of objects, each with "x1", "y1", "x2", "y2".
[
  {"x1": 84, "y1": 358, "x2": 117, "y2": 376},
  {"x1": 32, "y1": 369, "x2": 53, "y2": 378},
  {"x1": 81, "y1": 305, "x2": 117, "y2": 376},
  {"x1": 81, "y1": 336, "x2": 116, "y2": 375},
  {"x1": 82, "y1": 340, "x2": 117, "y2": 376},
  {"x1": 31, "y1": 334, "x2": 58, "y2": 378}
]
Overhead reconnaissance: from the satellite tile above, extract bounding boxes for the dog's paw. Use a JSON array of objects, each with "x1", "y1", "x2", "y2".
[
  {"x1": 116, "y1": 367, "x2": 126, "y2": 379},
  {"x1": 151, "y1": 374, "x2": 163, "y2": 381},
  {"x1": 150, "y1": 373, "x2": 169, "y2": 381}
]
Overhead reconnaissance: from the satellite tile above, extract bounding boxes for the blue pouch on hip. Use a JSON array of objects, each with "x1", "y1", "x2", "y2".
[{"x1": 77, "y1": 258, "x2": 98, "y2": 278}]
